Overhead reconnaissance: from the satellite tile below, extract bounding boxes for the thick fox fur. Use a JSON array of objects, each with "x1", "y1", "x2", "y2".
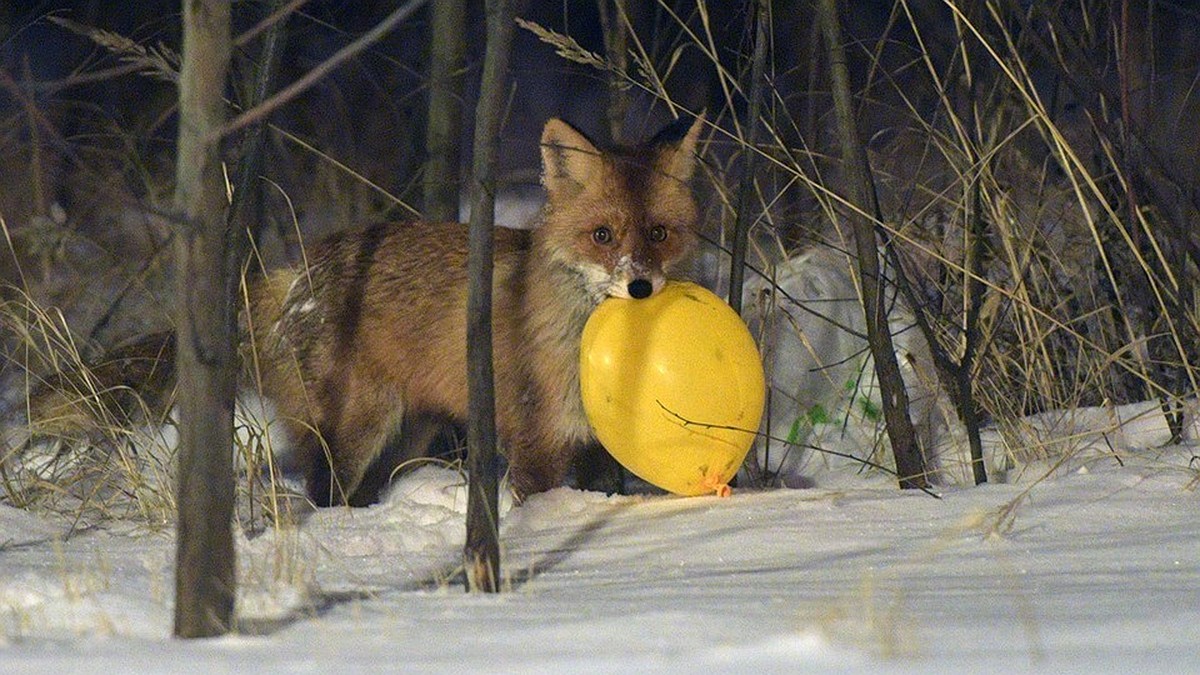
[
  {"x1": 248, "y1": 116, "x2": 703, "y2": 504},
  {"x1": 7, "y1": 115, "x2": 704, "y2": 506}
]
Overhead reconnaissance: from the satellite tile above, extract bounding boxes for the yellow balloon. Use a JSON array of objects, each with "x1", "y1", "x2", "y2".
[{"x1": 580, "y1": 281, "x2": 765, "y2": 496}]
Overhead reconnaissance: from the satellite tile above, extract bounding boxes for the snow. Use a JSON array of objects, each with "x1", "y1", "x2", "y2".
[
  {"x1": 2, "y1": 446, "x2": 1198, "y2": 672},
  {"x1": 4, "y1": 245, "x2": 1198, "y2": 670},
  {"x1": 742, "y1": 246, "x2": 956, "y2": 486}
]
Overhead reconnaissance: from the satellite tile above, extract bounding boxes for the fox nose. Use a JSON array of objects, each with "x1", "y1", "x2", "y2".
[{"x1": 628, "y1": 279, "x2": 653, "y2": 299}]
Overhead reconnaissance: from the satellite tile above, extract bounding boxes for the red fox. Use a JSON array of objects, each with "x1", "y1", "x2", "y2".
[
  {"x1": 4, "y1": 116, "x2": 703, "y2": 506},
  {"x1": 245, "y1": 115, "x2": 704, "y2": 505}
]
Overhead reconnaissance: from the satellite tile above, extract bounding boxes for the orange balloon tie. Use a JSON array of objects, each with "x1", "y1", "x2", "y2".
[{"x1": 702, "y1": 472, "x2": 733, "y2": 498}]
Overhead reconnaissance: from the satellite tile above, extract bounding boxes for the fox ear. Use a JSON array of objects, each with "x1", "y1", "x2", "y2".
[
  {"x1": 541, "y1": 119, "x2": 602, "y2": 196},
  {"x1": 652, "y1": 113, "x2": 705, "y2": 184}
]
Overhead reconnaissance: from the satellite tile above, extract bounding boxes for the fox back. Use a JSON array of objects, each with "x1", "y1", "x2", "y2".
[{"x1": 244, "y1": 115, "x2": 706, "y2": 505}]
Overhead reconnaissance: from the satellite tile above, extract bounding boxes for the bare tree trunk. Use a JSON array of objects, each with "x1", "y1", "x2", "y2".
[
  {"x1": 887, "y1": 4, "x2": 989, "y2": 486},
  {"x1": 464, "y1": 0, "x2": 516, "y2": 594},
  {"x1": 423, "y1": 0, "x2": 466, "y2": 222},
  {"x1": 958, "y1": 39, "x2": 990, "y2": 485},
  {"x1": 230, "y1": 0, "x2": 287, "y2": 252},
  {"x1": 173, "y1": 0, "x2": 235, "y2": 638},
  {"x1": 728, "y1": 0, "x2": 770, "y2": 316},
  {"x1": 727, "y1": 0, "x2": 771, "y2": 487},
  {"x1": 597, "y1": 0, "x2": 629, "y2": 144},
  {"x1": 816, "y1": 0, "x2": 928, "y2": 489}
]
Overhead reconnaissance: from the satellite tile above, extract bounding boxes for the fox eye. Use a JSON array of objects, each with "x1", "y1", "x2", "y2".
[
  {"x1": 592, "y1": 226, "x2": 614, "y2": 245},
  {"x1": 648, "y1": 225, "x2": 668, "y2": 242}
]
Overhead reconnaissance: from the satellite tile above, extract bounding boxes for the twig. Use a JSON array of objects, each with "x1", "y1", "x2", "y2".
[
  {"x1": 215, "y1": 0, "x2": 430, "y2": 143},
  {"x1": 655, "y1": 401, "x2": 942, "y2": 499},
  {"x1": 235, "y1": 0, "x2": 310, "y2": 48}
]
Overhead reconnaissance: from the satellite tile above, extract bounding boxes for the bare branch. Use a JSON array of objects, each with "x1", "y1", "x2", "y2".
[{"x1": 216, "y1": 0, "x2": 429, "y2": 143}]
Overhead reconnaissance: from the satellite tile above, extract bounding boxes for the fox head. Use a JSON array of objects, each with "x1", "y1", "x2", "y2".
[{"x1": 537, "y1": 115, "x2": 703, "y2": 303}]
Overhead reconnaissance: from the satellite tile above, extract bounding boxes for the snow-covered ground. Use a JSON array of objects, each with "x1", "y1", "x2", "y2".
[
  {"x1": 2, "y1": 440, "x2": 1197, "y2": 673},
  {"x1": 4, "y1": 246, "x2": 1197, "y2": 671}
]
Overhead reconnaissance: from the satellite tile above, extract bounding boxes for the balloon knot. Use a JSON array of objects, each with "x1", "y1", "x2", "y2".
[{"x1": 702, "y1": 473, "x2": 732, "y2": 498}]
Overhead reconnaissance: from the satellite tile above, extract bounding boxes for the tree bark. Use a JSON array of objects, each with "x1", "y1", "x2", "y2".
[
  {"x1": 173, "y1": 0, "x2": 236, "y2": 638},
  {"x1": 423, "y1": 0, "x2": 466, "y2": 222},
  {"x1": 230, "y1": 0, "x2": 287, "y2": 255},
  {"x1": 816, "y1": 0, "x2": 928, "y2": 489},
  {"x1": 958, "y1": 34, "x2": 989, "y2": 485},
  {"x1": 597, "y1": 0, "x2": 629, "y2": 144},
  {"x1": 728, "y1": 0, "x2": 770, "y2": 315},
  {"x1": 464, "y1": 0, "x2": 516, "y2": 594}
]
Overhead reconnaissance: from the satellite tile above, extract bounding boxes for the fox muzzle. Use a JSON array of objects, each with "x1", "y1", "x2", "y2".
[{"x1": 628, "y1": 279, "x2": 653, "y2": 299}]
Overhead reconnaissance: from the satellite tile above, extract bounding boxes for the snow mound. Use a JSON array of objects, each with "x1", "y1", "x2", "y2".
[{"x1": 0, "y1": 449, "x2": 1197, "y2": 670}]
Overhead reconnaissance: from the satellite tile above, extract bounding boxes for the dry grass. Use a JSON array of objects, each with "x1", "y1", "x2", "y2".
[
  {"x1": 0, "y1": 280, "x2": 300, "y2": 530},
  {"x1": 522, "y1": 0, "x2": 1199, "y2": 486},
  {"x1": 2, "y1": 2, "x2": 1197, "y2": 526}
]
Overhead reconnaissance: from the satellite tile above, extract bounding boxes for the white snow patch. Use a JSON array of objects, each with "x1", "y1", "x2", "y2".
[
  {"x1": 743, "y1": 247, "x2": 954, "y2": 487},
  {"x1": 706, "y1": 630, "x2": 863, "y2": 668},
  {"x1": 2, "y1": 448, "x2": 1199, "y2": 668}
]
